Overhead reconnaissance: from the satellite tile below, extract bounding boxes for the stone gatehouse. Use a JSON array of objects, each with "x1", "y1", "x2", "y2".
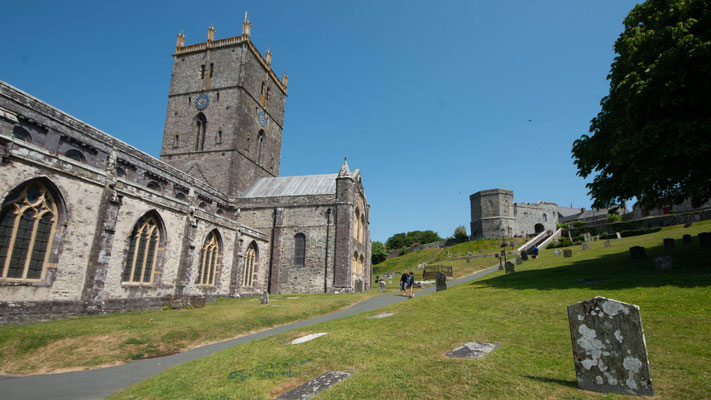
[{"x1": 0, "y1": 19, "x2": 370, "y2": 325}]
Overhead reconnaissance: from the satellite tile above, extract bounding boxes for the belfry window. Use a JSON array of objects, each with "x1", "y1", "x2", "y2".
[
  {"x1": 12, "y1": 126, "x2": 31, "y2": 143},
  {"x1": 257, "y1": 130, "x2": 265, "y2": 164},
  {"x1": 294, "y1": 233, "x2": 305, "y2": 268},
  {"x1": 200, "y1": 64, "x2": 206, "y2": 79},
  {"x1": 209, "y1": 63, "x2": 214, "y2": 78},
  {"x1": 0, "y1": 180, "x2": 60, "y2": 281},
  {"x1": 242, "y1": 242, "x2": 257, "y2": 287},
  {"x1": 194, "y1": 113, "x2": 207, "y2": 151},
  {"x1": 197, "y1": 230, "x2": 220, "y2": 286},
  {"x1": 121, "y1": 213, "x2": 162, "y2": 285},
  {"x1": 64, "y1": 149, "x2": 85, "y2": 163}
]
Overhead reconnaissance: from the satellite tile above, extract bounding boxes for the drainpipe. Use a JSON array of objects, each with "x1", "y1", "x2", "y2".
[{"x1": 324, "y1": 208, "x2": 331, "y2": 293}]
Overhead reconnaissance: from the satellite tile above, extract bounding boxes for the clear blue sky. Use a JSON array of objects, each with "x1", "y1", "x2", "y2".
[{"x1": 1, "y1": 1, "x2": 640, "y2": 242}]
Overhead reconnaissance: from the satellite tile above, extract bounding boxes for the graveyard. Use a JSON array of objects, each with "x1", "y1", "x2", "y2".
[{"x1": 106, "y1": 220, "x2": 711, "y2": 399}]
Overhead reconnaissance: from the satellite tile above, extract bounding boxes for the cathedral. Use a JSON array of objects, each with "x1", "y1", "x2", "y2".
[{"x1": 0, "y1": 19, "x2": 371, "y2": 325}]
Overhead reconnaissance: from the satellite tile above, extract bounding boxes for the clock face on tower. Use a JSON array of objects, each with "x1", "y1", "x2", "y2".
[
  {"x1": 195, "y1": 94, "x2": 210, "y2": 110},
  {"x1": 257, "y1": 109, "x2": 268, "y2": 127}
]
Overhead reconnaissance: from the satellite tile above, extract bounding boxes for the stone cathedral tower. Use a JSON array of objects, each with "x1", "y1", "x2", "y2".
[{"x1": 160, "y1": 17, "x2": 289, "y2": 195}]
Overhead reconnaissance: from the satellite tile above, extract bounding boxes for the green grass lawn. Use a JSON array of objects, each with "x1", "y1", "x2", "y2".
[
  {"x1": 111, "y1": 221, "x2": 711, "y2": 399},
  {"x1": 0, "y1": 292, "x2": 375, "y2": 375}
]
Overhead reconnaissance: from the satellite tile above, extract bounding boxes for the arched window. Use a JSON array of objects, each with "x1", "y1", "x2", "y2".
[
  {"x1": 198, "y1": 202, "x2": 207, "y2": 210},
  {"x1": 359, "y1": 254, "x2": 365, "y2": 276},
  {"x1": 64, "y1": 149, "x2": 85, "y2": 163},
  {"x1": 353, "y1": 208, "x2": 360, "y2": 240},
  {"x1": 543, "y1": 213, "x2": 548, "y2": 222},
  {"x1": 0, "y1": 180, "x2": 59, "y2": 281},
  {"x1": 197, "y1": 230, "x2": 220, "y2": 286},
  {"x1": 360, "y1": 214, "x2": 366, "y2": 243},
  {"x1": 194, "y1": 113, "x2": 207, "y2": 151},
  {"x1": 242, "y1": 242, "x2": 257, "y2": 287},
  {"x1": 121, "y1": 212, "x2": 162, "y2": 285},
  {"x1": 116, "y1": 167, "x2": 126, "y2": 178},
  {"x1": 352, "y1": 252, "x2": 358, "y2": 275},
  {"x1": 257, "y1": 130, "x2": 265, "y2": 164},
  {"x1": 12, "y1": 126, "x2": 31, "y2": 143},
  {"x1": 146, "y1": 181, "x2": 160, "y2": 191},
  {"x1": 216, "y1": 130, "x2": 222, "y2": 145},
  {"x1": 294, "y1": 233, "x2": 305, "y2": 268},
  {"x1": 175, "y1": 192, "x2": 187, "y2": 201}
]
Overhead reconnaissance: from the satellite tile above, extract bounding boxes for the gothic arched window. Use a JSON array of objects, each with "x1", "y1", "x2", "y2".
[
  {"x1": 12, "y1": 126, "x2": 31, "y2": 143},
  {"x1": 146, "y1": 181, "x2": 160, "y2": 191},
  {"x1": 0, "y1": 180, "x2": 59, "y2": 281},
  {"x1": 359, "y1": 254, "x2": 365, "y2": 276},
  {"x1": 257, "y1": 130, "x2": 265, "y2": 164},
  {"x1": 194, "y1": 113, "x2": 207, "y2": 151},
  {"x1": 242, "y1": 242, "x2": 257, "y2": 287},
  {"x1": 352, "y1": 252, "x2": 358, "y2": 275},
  {"x1": 121, "y1": 212, "x2": 162, "y2": 285},
  {"x1": 197, "y1": 230, "x2": 220, "y2": 286},
  {"x1": 294, "y1": 233, "x2": 305, "y2": 268}
]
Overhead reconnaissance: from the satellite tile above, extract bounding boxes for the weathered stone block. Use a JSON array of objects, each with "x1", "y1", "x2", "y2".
[
  {"x1": 567, "y1": 297, "x2": 653, "y2": 396},
  {"x1": 652, "y1": 255, "x2": 673, "y2": 271},
  {"x1": 554, "y1": 249, "x2": 561, "y2": 257},
  {"x1": 377, "y1": 280, "x2": 385, "y2": 292},
  {"x1": 604, "y1": 240, "x2": 611, "y2": 248},
  {"x1": 682, "y1": 234, "x2": 692, "y2": 244},
  {"x1": 521, "y1": 252, "x2": 528, "y2": 261},
  {"x1": 277, "y1": 371, "x2": 351, "y2": 399},
  {"x1": 435, "y1": 271, "x2": 447, "y2": 291},
  {"x1": 563, "y1": 249, "x2": 573, "y2": 258},
  {"x1": 505, "y1": 261, "x2": 515, "y2": 274},
  {"x1": 515, "y1": 256, "x2": 523, "y2": 265},
  {"x1": 629, "y1": 246, "x2": 646, "y2": 260},
  {"x1": 354, "y1": 279, "x2": 363, "y2": 293},
  {"x1": 260, "y1": 291, "x2": 269, "y2": 304},
  {"x1": 582, "y1": 242, "x2": 590, "y2": 251},
  {"x1": 663, "y1": 238, "x2": 675, "y2": 250}
]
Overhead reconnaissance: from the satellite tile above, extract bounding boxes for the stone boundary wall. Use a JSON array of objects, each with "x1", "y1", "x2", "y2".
[{"x1": 565, "y1": 209, "x2": 711, "y2": 237}]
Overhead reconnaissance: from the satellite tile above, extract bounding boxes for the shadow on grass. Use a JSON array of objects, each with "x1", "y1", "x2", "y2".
[
  {"x1": 472, "y1": 243, "x2": 711, "y2": 291},
  {"x1": 523, "y1": 375, "x2": 577, "y2": 388}
]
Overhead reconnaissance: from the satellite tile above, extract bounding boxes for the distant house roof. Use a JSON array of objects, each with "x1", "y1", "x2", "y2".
[
  {"x1": 240, "y1": 174, "x2": 337, "y2": 198},
  {"x1": 557, "y1": 206, "x2": 584, "y2": 218}
]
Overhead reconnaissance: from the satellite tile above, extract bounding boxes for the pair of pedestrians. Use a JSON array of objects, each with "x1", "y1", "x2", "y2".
[{"x1": 400, "y1": 270, "x2": 415, "y2": 298}]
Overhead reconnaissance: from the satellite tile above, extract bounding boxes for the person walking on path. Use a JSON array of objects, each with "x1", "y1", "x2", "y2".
[
  {"x1": 407, "y1": 271, "x2": 415, "y2": 298},
  {"x1": 400, "y1": 271, "x2": 408, "y2": 296}
]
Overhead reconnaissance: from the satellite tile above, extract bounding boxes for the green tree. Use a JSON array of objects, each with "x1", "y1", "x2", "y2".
[
  {"x1": 572, "y1": 0, "x2": 711, "y2": 209},
  {"x1": 453, "y1": 225, "x2": 468, "y2": 243},
  {"x1": 371, "y1": 241, "x2": 387, "y2": 265},
  {"x1": 385, "y1": 233, "x2": 409, "y2": 250}
]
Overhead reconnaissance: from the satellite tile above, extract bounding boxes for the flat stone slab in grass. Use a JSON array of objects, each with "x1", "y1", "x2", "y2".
[
  {"x1": 368, "y1": 312, "x2": 394, "y2": 319},
  {"x1": 277, "y1": 371, "x2": 352, "y2": 399},
  {"x1": 567, "y1": 296, "x2": 653, "y2": 396},
  {"x1": 287, "y1": 333, "x2": 328, "y2": 345},
  {"x1": 445, "y1": 341, "x2": 499, "y2": 359}
]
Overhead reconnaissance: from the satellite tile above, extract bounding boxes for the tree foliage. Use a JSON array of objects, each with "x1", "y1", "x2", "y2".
[
  {"x1": 384, "y1": 230, "x2": 442, "y2": 250},
  {"x1": 371, "y1": 241, "x2": 388, "y2": 265},
  {"x1": 572, "y1": 0, "x2": 711, "y2": 209},
  {"x1": 453, "y1": 225, "x2": 468, "y2": 243}
]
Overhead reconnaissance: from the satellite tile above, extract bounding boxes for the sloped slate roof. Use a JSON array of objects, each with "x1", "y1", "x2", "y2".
[
  {"x1": 240, "y1": 174, "x2": 338, "y2": 198},
  {"x1": 557, "y1": 206, "x2": 584, "y2": 218}
]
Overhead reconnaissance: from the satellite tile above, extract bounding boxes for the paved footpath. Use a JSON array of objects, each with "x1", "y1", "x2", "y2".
[{"x1": 0, "y1": 266, "x2": 499, "y2": 400}]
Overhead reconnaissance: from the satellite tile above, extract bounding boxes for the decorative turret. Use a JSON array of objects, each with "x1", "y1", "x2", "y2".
[
  {"x1": 265, "y1": 48, "x2": 272, "y2": 67},
  {"x1": 207, "y1": 25, "x2": 215, "y2": 41},
  {"x1": 281, "y1": 72, "x2": 288, "y2": 89},
  {"x1": 338, "y1": 157, "x2": 351, "y2": 178},
  {"x1": 242, "y1": 12, "x2": 252, "y2": 38},
  {"x1": 176, "y1": 30, "x2": 185, "y2": 49}
]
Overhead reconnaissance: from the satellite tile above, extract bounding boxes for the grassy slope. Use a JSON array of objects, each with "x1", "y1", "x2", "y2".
[
  {"x1": 0, "y1": 292, "x2": 374, "y2": 375},
  {"x1": 112, "y1": 221, "x2": 711, "y2": 399}
]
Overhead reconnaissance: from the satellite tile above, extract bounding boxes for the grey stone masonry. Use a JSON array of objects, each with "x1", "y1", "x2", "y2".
[
  {"x1": 277, "y1": 371, "x2": 352, "y2": 399},
  {"x1": 567, "y1": 297, "x2": 653, "y2": 396},
  {"x1": 504, "y1": 261, "x2": 515, "y2": 274}
]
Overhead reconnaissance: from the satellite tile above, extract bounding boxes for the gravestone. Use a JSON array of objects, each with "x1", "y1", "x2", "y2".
[
  {"x1": 453, "y1": 253, "x2": 457, "y2": 257},
  {"x1": 663, "y1": 238, "x2": 675, "y2": 250},
  {"x1": 435, "y1": 271, "x2": 447, "y2": 291},
  {"x1": 596, "y1": 235, "x2": 600, "y2": 241},
  {"x1": 466, "y1": 257, "x2": 470, "y2": 263},
  {"x1": 355, "y1": 279, "x2": 364, "y2": 293},
  {"x1": 567, "y1": 297, "x2": 653, "y2": 396},
  {"x1": 260, "y1": 291, "x2": 269, "y2": 305},
  {"x1": 277, "y1": 371, "x2": 352, "y2": 399},
  {"x1": 564, "y1": 249, "x2": 573, "y2": 258},
  {"x1": 582, "y1": 242, "x2": 590, "y2": 251},
  {"x1": 467, "y1": 251, "x2": 472, "y2": 256},
  {"x1": 388, "y1": 280, "x2": 392, "y2": 284},
  {"x1": 604, "y1": 240, "x2": 611, "y2": 248},
  {"x1": 682, "y1": 234, "x2": 692, "y2": 244},
  {"x1": 699, "y1": 232, "x2": 711, "y2": 247},
  {"x1": 368, "y1": 312, "x2": 394, "y2": 319},
  {"x1": 521, "y1": 252, "x2": 528, "y2": 261},
  {"x1": 652, "y1": 255, "x2": 673, "y2": 271},
  {"x1": 516, "y1": 256, "x2": 523, "y2": 265},
  {"x1": 629, "y1": 246, "x2": 646, "y2": 260},
  {"x1": 554, "y1": 249, "x2": 561, "y2": 257},
  {"x1": 684, "y1": 221, "x2": 693, "y2": 228},
  {"x1": 616, "y1": 232, "x2": 622, "y2": 240},
  {"x1": 287, "y1": 332, "x2": 328, "y2": 345},
  {"x1": 445, "y1": 341, "x2": 499, "y2": 359},
  {"x1": 378, "y1": 280, "x2": 386, "y2": 292},
  {"x1": 694, "y1": 214, "x2": 701, "y2": 222},
  {"x1": 505, "y1": 261, "x2": 515, "y2": 274}
]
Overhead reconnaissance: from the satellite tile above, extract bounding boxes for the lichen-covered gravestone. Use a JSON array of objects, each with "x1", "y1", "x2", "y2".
[
  {"x1": 652, "y1": 255, "x2": 673, "y2": 271},
  {"x1": 521, "y1": 252, "x2": 528, "y2": 261},
  {"x1": 435, "y1": 271, "x2": 447, "y2": 291},
  {"x1": 616, "y1": 232, "x2": 622, "y2": 239},
  {"x1": 554, "y1": 249, "x2": 561, "y2": 257},
  {"x1": 516, "y1": 256, "x2": 523, "y2": 265},
  {"x1": 260, "y1": 291, "x2": 269, "y2": 305},
  {"x1": 564, "y1": 249, "x2": 573, "y2": 258},
  {"x1": 582, "y1": 242, "x2": 590, "y2": 251},
  {"x1": 683, "y1": 234, "x2": 692, "y2": 244},
  {"x1": 604, "y1": 240, "x2": 611, "y2": 248},
  {"x1": 354, "y1": 279, "x2": 363, "y2": 293},
  {"x1": 504, "y1": 261, "x2": 515, "y2": 274},
  {"x1": 378, "y1": 280, "x2": 386, "y2": 292},
  {"x1": 567, "y1": 297, "x2": 653, "y2": 396}
]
